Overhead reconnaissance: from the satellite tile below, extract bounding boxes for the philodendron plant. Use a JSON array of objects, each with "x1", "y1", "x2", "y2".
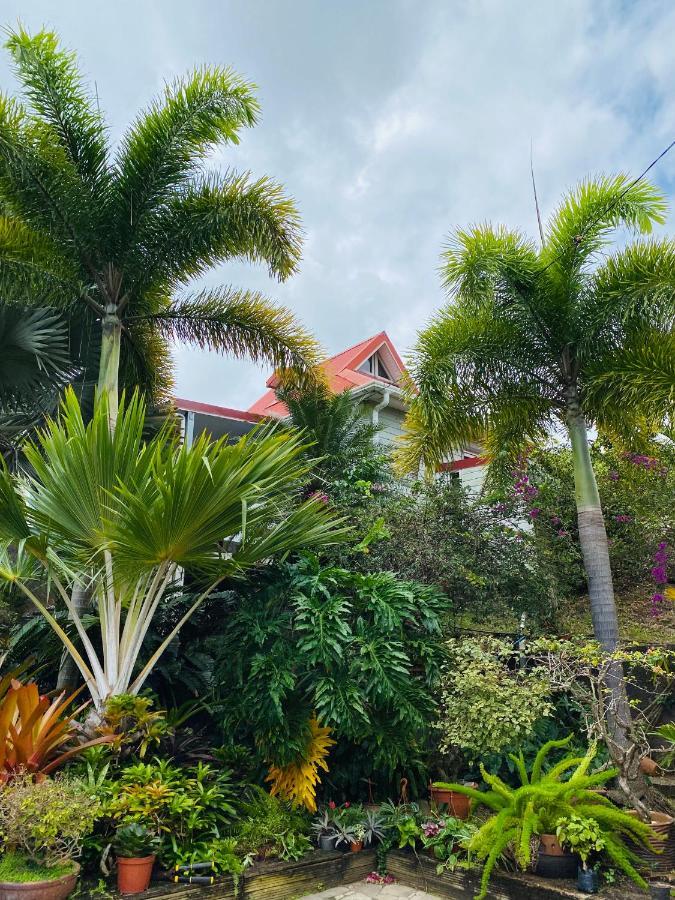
[{"x1": 0, "y1": 390, "x2": 345, "y2": 714}]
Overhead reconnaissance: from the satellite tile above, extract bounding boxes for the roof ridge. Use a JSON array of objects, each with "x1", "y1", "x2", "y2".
[{"x1": 326, "y1": 330, "x2": 387, "y2": 361}]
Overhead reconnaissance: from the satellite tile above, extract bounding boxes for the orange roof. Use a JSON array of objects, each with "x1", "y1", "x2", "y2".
[{"x1": 248, "y1": 331, "x2": 407, "y2": 418}]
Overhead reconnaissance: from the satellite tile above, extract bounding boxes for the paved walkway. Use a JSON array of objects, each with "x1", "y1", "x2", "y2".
[{"x1": 303, "y1": 882, "x2": 441, "y2": 899}]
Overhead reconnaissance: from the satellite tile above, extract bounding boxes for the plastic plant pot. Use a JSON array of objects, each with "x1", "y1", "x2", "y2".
[{"x1": 577, "y1": 867, "x2": 599, "y2": 893}]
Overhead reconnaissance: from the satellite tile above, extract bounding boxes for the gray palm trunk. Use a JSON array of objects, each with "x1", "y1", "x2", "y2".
[{"x1": 565, "y1": 394, "x2": 648, "y2": 815}]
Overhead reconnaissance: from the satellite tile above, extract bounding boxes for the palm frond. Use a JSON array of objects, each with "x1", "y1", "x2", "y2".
[
  {"x1": 146, "y1": 288, "x2": 323, "y2": 372},
  {"x1": 0, "y1": 305, "x2": 75, "y2": 400},
  {"x1": 4, "y1": 27, "x2": 109, "y2": 189},
  {"x1": 128, "y1": 171, "x2": 302, "y2": 295},
  {"x1": 115, "y1": 67, "x2": 259, "y2": 249},
  {"x1": 542, "y1": 174, "x2": 667, "y2": 273}
]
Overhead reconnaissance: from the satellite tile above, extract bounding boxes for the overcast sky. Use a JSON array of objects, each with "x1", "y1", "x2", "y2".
[{"x1": 1, "y1": 0, "x2": 674, "y2": 409}]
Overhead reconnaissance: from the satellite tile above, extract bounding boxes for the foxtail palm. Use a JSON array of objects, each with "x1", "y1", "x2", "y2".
[
  {"x1": 399, "y1": 175, "x2": 675, "y2": 805},
  {"x1": 0, "y1": 390, "x2": 345, "y2": 712},
  {"x1": 0, "y1": 28, "x2": 320, "y2": 426}
]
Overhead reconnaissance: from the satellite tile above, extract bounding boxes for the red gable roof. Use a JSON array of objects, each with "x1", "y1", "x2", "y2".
[{"x1": 248, "y1": 331, "x2": 407, "y2": 418}]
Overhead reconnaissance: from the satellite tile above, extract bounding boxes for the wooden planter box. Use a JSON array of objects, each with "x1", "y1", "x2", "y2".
[
  {"x1": 83, "y1": 849, "x2": 376, "y2": 900},
  {"x1": 386, "y1": 850, "x2": 650, "y2": 900}
]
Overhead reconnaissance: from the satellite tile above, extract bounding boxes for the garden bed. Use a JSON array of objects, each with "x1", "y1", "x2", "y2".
[
  {"x1": 385, "y1": 849, "x2": 652, "y2": 899},
  {"x1": 82, "y1": 850, "x2": 376, "y2": 900}
]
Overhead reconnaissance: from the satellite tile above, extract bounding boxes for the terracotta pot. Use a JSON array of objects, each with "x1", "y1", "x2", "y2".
[
  {"x1": 535, "y1": 834, "x2": 579, "y2": 878},
  {"x1": 0, "y1": 863, "x2": 79, "y2": 900},
  {"x1": 349, "y1": 841, "x2": 363, "y2": 853},
  {"x1": 626, "y1": 810, "x2": 674, "y2": 875},
  {"x1": 117, "y1": 856, "x2": 155, "y2": 895},
  {"x1": 429, "y1": 783, "x2": 476, "y2": 820}
]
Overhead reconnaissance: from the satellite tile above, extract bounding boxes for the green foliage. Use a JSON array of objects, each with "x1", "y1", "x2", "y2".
[
  {"x1": 358, "y1": 477, "x2": 558, "y2": 625},
  {"x1": 0, "y1": 852, "x2": 76, "y2": 883},
  {"x1": 233, "y1": 786, "x2": 311, "y2": 861},
  {"x1": 555, "y1": 814, "x2": 605, "y2": 869},
  {"x1": 436, "y1": 638, "x2": 553, "y2": 758},
  {"x1": 436, "y1": 739, "x2": 658, "y2": 900},
  {"x1": 113, "y1": 823, "x2": 160, "y2": 859},
  {"x1": 218, "y1": 552, "x2": 448, "y2": 792},
  {"x1": 0, "y1": 774, "x2": 100, "y2": 866},
  {"x1": 653, "y1": 722, "x2": 675, "y2": 768},
  {"x1": 276, "y1": 380, "x2": 391, "y2": 503},
  {"x1": 99, "y1": 695, "x2": 172, "y2": 759},
  {"x1": 420, "y1": 816, "x2": 477, "y2": 874},
  {"x1": 504, "y1": 443, "x2": 675, "y2": 597},
  {"x1": 100, "y1": 758, "x2": 236, "y2": 867}
]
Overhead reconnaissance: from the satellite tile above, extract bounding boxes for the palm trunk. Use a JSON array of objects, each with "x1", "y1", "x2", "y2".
[
  {"x1": 55, "y1": 581, "x2": 88, "y2": 692},
  {"x1": 566, "y1": 400, "x2": 649, "y2": 816},
  {"x1": 98, "y1": 308, "x2": 121, "y2": 429}
]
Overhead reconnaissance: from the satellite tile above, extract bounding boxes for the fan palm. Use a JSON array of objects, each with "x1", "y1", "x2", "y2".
[
  {"x1": 0, "y1": 27, "x2": 320, "y2": 427},
  {"x1": 399, "y1": 175, "x2": 675, "y2": 791},
  {"x1": 0, "y1": 389, "x2": 345, "y2": 712}
]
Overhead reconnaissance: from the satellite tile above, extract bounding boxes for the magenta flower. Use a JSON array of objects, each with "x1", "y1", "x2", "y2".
[
  {"x1": 608, "y1": 470, "x2": 619, "y2": 481},
  {"x1": 528, "y1": 507, "x2": 541, "y2": 519},
  {"x1": 613, "y1": 514, "x2": 632, "y2": 523}
]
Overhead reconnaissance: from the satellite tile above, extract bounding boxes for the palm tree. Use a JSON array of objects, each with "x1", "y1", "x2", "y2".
[
  {"x1": 0, "y1": 390, "x2": 345, "y2": 713},
  {"x1": 276, "y1": 380, "x2": 384, "y2": 489},
  {"x1": 0, "y1": 27, "x2": 321, "y2": 427},
  {"x1": 398, "y1": 175, "x2": 675, "y2": 805}
]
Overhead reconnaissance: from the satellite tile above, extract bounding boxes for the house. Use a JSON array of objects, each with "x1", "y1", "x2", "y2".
[{"x1": 175, "y1": 330, "x2": 487, "y2": 490}]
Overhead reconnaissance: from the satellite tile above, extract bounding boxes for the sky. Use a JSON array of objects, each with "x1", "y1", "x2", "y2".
[{"x1": 1, "y1": 0, "x2": 674, "y2": 409}]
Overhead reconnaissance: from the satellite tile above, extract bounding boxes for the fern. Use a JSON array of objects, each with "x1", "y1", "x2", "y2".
[{"x1": 433, "y1": 737, "x2": 657, "y2": 900}]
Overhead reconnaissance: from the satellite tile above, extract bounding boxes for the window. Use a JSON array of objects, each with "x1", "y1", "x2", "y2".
[{"x1": 359, "y1": 352, "x2": 392, "y2": 381}]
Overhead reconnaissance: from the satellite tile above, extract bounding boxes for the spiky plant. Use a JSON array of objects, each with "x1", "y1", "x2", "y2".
[
  {"x1": 0, "y1": 27, "x2": 321, "y2": 427},
  {"x1": 266, "y1": 715, "x2": 336, "y2": 812},
  {"x1": 0, "y1": 389, "x2": 345, "y2": 712},
  {"x1": 434, "y1": 736, "x2": 658, "y2": 900}
]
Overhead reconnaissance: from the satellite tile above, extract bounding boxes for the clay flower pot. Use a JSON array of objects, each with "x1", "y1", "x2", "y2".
[
  {"x1": 349, "y1": 841, "x2": 363, "y2": 853},
  {"x1": 535, "y1": 834, "x2": 579, "y2": 878},
  {"x1": 0, "y1": 863, "x2": 79, "y2": 900},
  {"x1": 639, "y1": 756, "x2": 661, "y2": 776},
  {"x1": 429, "y1": 783, "x2": 476, "y2": 820},
  {"x1": 117, "y1": 856, "x2": 155, "y2": 895}
]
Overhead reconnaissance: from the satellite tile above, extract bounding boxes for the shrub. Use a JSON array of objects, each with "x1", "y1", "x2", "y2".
[
  {"x1": 234, "y1": 787, "x2": 311, "y2": 861},
  {"x1": 435, "y1": 638, "x2": 553, "y2": 758},
  {"x1": 0, "y1": 775, "x2": 100, "y2": 866}
]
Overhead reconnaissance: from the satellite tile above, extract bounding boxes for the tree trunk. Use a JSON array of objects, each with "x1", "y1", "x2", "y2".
[
  {"x1": 98, "y1": 308, "x2": 121, "y2": 429},
  {"x1": 55, "y1": 582, "x2": 88, "y2": 693},
  {"x1": 566, "y1": 401, "x2": 649, "y2": 816}
]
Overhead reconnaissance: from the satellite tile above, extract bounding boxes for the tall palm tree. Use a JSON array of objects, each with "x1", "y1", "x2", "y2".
[
  {"x1": 0, "y1": 28, "x2": 321, "y2": 426},
  {"x1": 398, "y1": 175, "x2": 675, "y2": 805}
]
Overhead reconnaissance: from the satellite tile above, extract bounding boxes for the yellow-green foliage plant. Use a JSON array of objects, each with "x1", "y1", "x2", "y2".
[{"x1": 434, "y1": 736, "x2": 658, "y2": 900}]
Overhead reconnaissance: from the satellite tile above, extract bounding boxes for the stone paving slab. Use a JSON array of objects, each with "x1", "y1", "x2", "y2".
[{"x1": 303, "y1": 880, "x2": 442, "y2": 899}]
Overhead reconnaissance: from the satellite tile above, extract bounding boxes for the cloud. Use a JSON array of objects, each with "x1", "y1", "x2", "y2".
[{"x1": 0, "y1": 0, "x2": 673, "y2": 409}]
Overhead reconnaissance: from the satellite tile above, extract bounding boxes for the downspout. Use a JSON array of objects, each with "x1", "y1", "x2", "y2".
[{"x1": 372, "y1": 388, "x2": 391, "y2": 427}]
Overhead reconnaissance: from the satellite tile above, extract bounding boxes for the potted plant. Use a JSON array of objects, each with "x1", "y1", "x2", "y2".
[
  {"x1": 429, "y1": 780, "x2": 477, "y2": 820},
  {"x1": 362, "y1": 809, "x2": 385, "y2": 848},
  {"x1": 556, "y1": 815, "x2": 605, "y2": 893},
  {"x1": 311, "y1": 809, "x2": 338, "y2": 851},
  {"x1": 0, "y1": 775, "x2": 100, "y2": 900},
  {"x1": 421, "y1": 816, "x2": 476, "y2": 874},
  {"x1": 349, "y1": 824, "x2": 365, "y2": 853},
  {"x1": 114, "y1": 824, "x2": 160, "y2": 895}
]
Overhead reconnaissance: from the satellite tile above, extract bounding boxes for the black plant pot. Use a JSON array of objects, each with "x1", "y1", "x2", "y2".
[
  {"x1": 577, "y1": 867, "x2": 599, "y2": 894},
  {"x1": 318, "y1": 834, "x2": 337, "y2": 851},
  {"x1": 649, "y1": 884, "x2": 671, "y2": 900}
]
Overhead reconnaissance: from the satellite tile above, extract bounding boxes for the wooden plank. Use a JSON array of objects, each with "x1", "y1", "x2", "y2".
[
  {"x1": 385, "y1": 851, "x2": 649, "y2": 900},
  {"x1": 243, "y1": 849, "x2": 376, "y2": 899}
]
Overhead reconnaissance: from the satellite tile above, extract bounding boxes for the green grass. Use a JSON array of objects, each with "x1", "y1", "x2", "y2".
[{"x1": 0, "y1": 853, "x2": 76, "y2": 884}]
